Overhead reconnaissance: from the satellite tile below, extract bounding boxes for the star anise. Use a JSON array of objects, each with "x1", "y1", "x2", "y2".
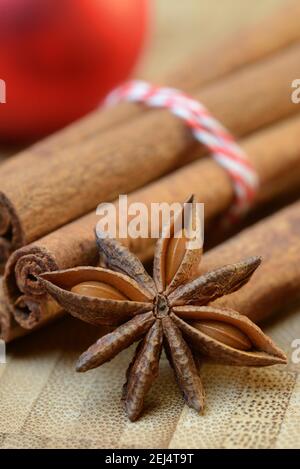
[{"x1": 39, "y1": 196, "x2": 286, "y2": 421}]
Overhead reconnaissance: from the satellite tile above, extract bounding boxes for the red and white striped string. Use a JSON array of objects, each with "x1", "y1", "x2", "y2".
[{"x1": 105, "y1": 80, "x2": 259, "y2": 221}]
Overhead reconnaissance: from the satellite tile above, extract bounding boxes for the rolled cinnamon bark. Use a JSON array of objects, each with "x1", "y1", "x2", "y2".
[
  {"x1": 3, "y1": 111, "x2": 300, "y2": 330},
  {"x1": 201, "y1": 203, "x2": 300, "y2": 324},
  {"x1": 1, "y1": 40, "x2": 300, "y2": 265},
  {"x1": 0, "y1": 270, "x2": 63, "y2": 336},
  {"x1": 4, "y1": 199, "x2": 300, "y2": 336},
  {"x1": 0, "y1": 278, "x2": 26, "y2": 342}
]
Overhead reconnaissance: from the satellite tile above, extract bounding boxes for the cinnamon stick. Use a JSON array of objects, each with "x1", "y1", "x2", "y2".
[
  {"x1": 0, "y1": 271, "x2": 62, "y2": 338},
  {"x1": 0, "y1": 277, "x2": 26, "y2": 342},
  {"x1": 3, "y1": 109, "x2": 300, "y2": 331},
  {"x1": 4, "y1": 198, "x2": 300, "y2": 338},
  {"x1": 1, "y1": 40, "x2": 300, "y2": 266},
  {"x1": 201, "y1": 203, "x2": 300, "y2": 324}
]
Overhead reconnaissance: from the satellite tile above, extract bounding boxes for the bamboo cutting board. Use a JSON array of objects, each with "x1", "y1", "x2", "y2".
[
  {"x1": 1, "y1": 0, "x2": 299, "y2": 449},
  {"x1": 0, "y1": 309, "x2": 299, "y2": 449}
]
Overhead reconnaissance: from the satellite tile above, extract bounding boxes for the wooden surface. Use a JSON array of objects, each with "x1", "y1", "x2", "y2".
[{"x1": 1, "y1": 0, "x2": 300, "y2": 449}]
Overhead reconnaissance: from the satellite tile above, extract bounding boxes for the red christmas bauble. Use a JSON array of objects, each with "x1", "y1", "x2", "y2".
[{"x1": 0, "y1": 0, "x2": 148, "y2": 141}]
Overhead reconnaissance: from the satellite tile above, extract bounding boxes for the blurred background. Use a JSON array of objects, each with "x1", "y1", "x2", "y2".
[
  {"x1": 141, "y1": 0, "x2": 285, "y2": 78},
  {"x1": 0, "y1": 0, "x2": 286, "y2": 149}
]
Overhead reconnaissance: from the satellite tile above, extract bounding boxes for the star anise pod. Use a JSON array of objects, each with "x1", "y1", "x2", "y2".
[{"x1": 39, "y1": 196, "x2": 286, "y2": 421}]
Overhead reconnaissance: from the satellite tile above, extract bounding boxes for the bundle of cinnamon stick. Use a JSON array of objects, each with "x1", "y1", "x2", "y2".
[
  {"x1": 2, "y1": 199, "x2": 300, "y2": 340},
  {"x1": 1, "y1": 1, "x2": 300, "y2": 340}
]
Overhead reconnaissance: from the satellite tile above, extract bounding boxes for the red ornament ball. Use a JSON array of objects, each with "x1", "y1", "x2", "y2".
[{"x1": 0, "y1": 0, "x2": 148, "y2": 141}]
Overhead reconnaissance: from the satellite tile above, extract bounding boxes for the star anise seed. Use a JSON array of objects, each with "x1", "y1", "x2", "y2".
[{"x1": 40, "y1": 195, "x2": 287, "y2": 421}]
